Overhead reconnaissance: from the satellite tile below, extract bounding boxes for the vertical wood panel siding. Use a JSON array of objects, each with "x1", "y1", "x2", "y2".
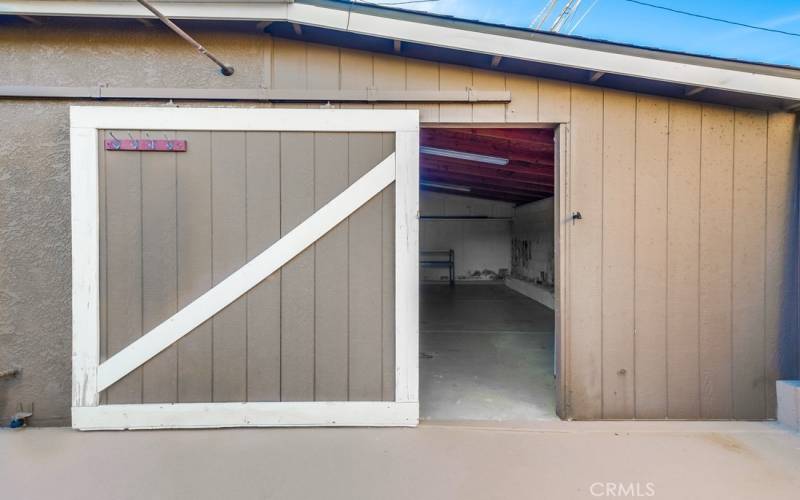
[
  {"x1": 601, "y1": 91, "x2": 636, "y2": 418},
  {"x1": 176, "y1": 131, "x2": 213, "y2": 403},
  {"x1": 97, "y1": 132, "x2": 108, "y2": 405},
  {"x1": 104, "y1": 130, "x2": 143, "y2": 404},
  {"x1": 141, "y1": 130, "x2": 178, "y2": 403},
  {"x1": 766, "y1": 112, "x2": 799, "y2": 417},
  {"x1": 568, "y1": 86, "x2": 604, "y2": 419},
  {"x1": 245, "y1": 132, "x2": 281, "y2": 401},
  {"x1": 732, "y1": 111, "x2": 768, "y2": 419},
  {"x1": 100, "y1": 130, "x2": 396, "y2": 403},
  {"x1": 276, "y1": 40, "x2": 794, "y2": 419},
  {"x1": 97, "y1": 37, "x2": 796, "y2": 418},
  {"x1": 699, "y1": 106, "x2": 735, "y2": 418},
  {"x1": 314, "y1": 133, "x2": 350, "y2": 401},
  {"x1": 666, "y1": 102, "x2": 702, "y2": 419},
  {"x1": 634, "y1": 96, "x2": 669, "y2": 418}
]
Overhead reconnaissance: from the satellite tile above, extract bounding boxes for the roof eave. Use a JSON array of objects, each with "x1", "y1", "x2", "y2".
[{"x1": 2, "y1": 0, "x2": 799, "y2": 105}]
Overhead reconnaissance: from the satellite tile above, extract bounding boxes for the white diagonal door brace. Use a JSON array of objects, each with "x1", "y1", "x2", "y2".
[{"x1": 96, "y1": 153, "x2": 397, "y2": 392}]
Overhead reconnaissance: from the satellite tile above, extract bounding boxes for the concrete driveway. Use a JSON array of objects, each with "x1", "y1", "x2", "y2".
[{"x1": 2, "y1": 421, "x2": 799, "y2": 500}]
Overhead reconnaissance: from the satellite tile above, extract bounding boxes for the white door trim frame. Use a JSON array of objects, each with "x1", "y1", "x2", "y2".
[{"x1": 70, "y1": 106, "x2": 420, "y2": 430}]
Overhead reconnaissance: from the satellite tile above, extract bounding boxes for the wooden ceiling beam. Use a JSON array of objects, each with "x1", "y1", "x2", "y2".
[
  {"x1": 421, "y1": 185, "x2": 536, "y2": 204},
  {"x1": 422, "y1": 127, "x2": 553, "y2": 148},
  {"x1": 421, "y1": 130, "x2": 554, "y2": 164},
  {"x1": 449, "y1": 127, "x2": 554, "y2": 147},
  {"x1": 421, "y1": 175, "x2": 544, "y2": 199},
  {"x1": 421, "y1": 158, "x2": 554, "y2": 188},
  {"x1": 421, "y1": 170, "x2": 553, "y2": 197},
  {"x1": 420, "y1": 153, "x2": 554, "y2": 178}
]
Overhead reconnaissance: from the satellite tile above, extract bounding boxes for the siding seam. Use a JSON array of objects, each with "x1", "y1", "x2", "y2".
[
  {"x1": 730, "y1": 109, "x2": 737, "y2": 418},
  {"x1": 138, "y1": 130, "x2": 144, "y2": 404},
  {"x1": 312, "y1": 132, "x2": 317, "y2": 401},
  {"x1": 173, "y1": 130, "x2": 179, "y2": 404},
  {"x1": 665, "y1": 101, "x2": 671, "y2": 419},
  {"x1": 244, "y1": 132, "x2": 249, "y2": 402},
  {"x1": 599, "y1": 89, "x2": 605, "y2": 419},
  {"x1": 210, "y1": 132, "x2": 215, "y2": 403},
  {"x1": 346, "y1": 134, "x2": 351, "y2": 401},
  {"x1": 632, "y1": 96, "x2": 638, "y2": 418},
  {"x1": 763, "y1": 115, "x2": 769, "y2": 417},
  {"x1": 697, "y1": 106, "x2": 704, "y2": 417},
  {"x1": 278, "y1": 133, "x2": 282, "y2": 401}
]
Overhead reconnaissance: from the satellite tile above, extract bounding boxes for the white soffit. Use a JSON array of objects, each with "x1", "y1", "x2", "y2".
[{"x1": 2, "y1": 1, "x2": 799, "y2": 100}]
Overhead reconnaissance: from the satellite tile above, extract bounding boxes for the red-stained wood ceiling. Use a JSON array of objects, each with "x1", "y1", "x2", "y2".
[{"x1": 420, "y1": 127, "x2": 555, "y2": 204}]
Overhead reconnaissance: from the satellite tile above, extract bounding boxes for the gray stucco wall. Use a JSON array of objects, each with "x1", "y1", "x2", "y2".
[
  {"x1": 0, "y1": 18, "x2": 270, "y2": 425},
  {"x1": 0, "y1": 101, "x2": 73, "y2": 425}
]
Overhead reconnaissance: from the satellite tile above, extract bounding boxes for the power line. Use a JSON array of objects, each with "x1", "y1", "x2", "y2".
[
  {"x1": 532, "y1": 0, "x2": 559, "y2": 30},
  {"x1": 620, "y1": 0, "x2": 800, "y2": 38},
  {"x1": 568, "y1": 0, "x2": 600, "y2": 34},
  {"x1": 551, "y1": 0, "x2": 584, "y2": 33}
]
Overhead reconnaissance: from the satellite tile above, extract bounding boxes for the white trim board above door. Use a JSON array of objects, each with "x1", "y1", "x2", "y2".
[{"x1": 70, "y1": 106, "x2": 420, "y2": 430}]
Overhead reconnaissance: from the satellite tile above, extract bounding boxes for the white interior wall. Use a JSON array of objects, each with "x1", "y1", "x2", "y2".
[
  {"x1": 419, "y1": 191, "x2": 513, "y2": 282},
  {"x1": 511, "y1": 197, "x2": 555, "y2": 285},
  {"x1": 506, "y1": 197, "x2": 555, "y2": 309}
]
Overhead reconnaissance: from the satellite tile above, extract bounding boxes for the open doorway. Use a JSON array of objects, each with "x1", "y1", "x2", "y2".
[{"x1": 418, "y1": 126, "x2": 558, "y2": 421}]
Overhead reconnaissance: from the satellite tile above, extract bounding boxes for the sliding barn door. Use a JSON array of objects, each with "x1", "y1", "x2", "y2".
[{"x1": 70, "y1": 108, "x2": 419, "y2": 429}]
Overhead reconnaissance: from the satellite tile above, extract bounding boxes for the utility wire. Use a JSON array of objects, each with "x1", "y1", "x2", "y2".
[
  {"x1": 620, "y1": 0, "x2": 800, "y2": 38},
  {"x1": 568, "y1": 0, "x2": 600, "y2": 34}
]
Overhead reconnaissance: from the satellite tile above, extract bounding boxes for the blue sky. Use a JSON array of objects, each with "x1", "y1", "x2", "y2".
[{"x1": 379, "y1": 0, "x2": 800, "y2": 68}]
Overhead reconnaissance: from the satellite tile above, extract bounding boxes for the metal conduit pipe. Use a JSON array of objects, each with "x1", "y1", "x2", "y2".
[{"x1": 135, "y1": 0, "x2": 235, "y2": 76}]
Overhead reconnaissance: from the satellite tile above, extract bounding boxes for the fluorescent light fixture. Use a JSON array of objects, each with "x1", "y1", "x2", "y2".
[
  {"x1": 420, "y1": 146, "x2": 509, "y2": 166},
  {"x1": 420, "y1": 181, "x2": 471, "y2": 193}
]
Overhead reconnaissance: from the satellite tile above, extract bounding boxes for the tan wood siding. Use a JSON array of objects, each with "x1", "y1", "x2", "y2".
[
  {"x1": 634, "y1": 96, "x2": 669, "y2": 418},
  {"x1": 314, "y1": 133, "x2": 350, "y2": 401},
  {"x1": 2, "y1": 29, "x2": 794, "y2": 423},
  {"x1": 100, "y1": 130, "x2": 396, "y2": 403},
  {"x1": 245, "y1": 132, "x2": 281, "y2": 401},
  {"x1": 280, "y1": 131, "x2": 316, "y2": 401},
  {"x1": 104, "y1": 130, "x2": 143, "y2": 404},
  {"x1": 348, "y1": 133, "x2": 387, "y2": 400},
  {"x1": 765, "y1": 112, "x2": 799, "y2": 418},
  {"x1": 92, "y1": 38, "x2": 799, "y2": 418},
  {"x1": 212, "y1": 131, "x2": 248, "y2": 402},
  {"x1": 141, "y1": 130, "x2": 179, "y2": 403},
  {"x1": 601, "y1": 91, "x2": 636, "y2": 418},
  {"x1": 732, "y1": 110, "x2": 769, "y2": 419},
  {"x1": 176, "y1": 131, "x2": 214, "y2": 403},
  {"x1": 666, "y1": 101, "x2": 702, "y2": 419},
  {"x1": 567, "y1": 85, "x2": 604, "y2": 419},
  {"x1": 699, "y1": 106, "x2": 735, "y2": 419}
]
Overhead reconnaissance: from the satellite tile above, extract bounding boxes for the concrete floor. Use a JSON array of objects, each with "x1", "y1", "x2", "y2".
[
  {"x1": 5, "y1": 287, "x2": 800, "y2": 499},
  {"x1": 3, "y1": 422, "x2": 800, "y2": 500},
  {"x1": 420, "y1": 283, "x2": 556, "y2": 421}
]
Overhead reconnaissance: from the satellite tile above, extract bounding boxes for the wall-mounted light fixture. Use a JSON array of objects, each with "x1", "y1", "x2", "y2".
[{"x1": 420, "y1": 146, "x2": 509, "y2": 166}]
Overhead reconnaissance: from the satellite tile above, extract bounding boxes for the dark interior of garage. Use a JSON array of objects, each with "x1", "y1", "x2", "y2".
[{"x1": 418, "y1": 127, "x2": 558, "y2": 421}]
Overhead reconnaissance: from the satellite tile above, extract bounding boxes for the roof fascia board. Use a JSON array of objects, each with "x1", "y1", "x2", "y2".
[
  {"x1": 344, "y1": 11, "x2": 800, "y2": 101},
  {"x1": 0, "y1": 1, "x2": 290, "y2": 20},
  {"x1": 2, "y1": 1, "x2": 799, "y2": 100}
]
